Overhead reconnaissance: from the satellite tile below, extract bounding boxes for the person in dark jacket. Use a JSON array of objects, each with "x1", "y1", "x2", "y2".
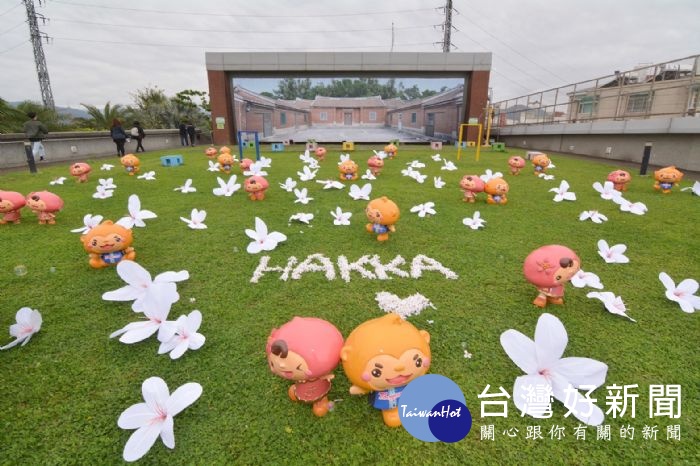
[
  {"x1": 131, "y1": 121, "x2": 146, "y2": 153},
  {"x1": 110, "y1": 119, "x2": 127, "y2": 156},
  {"x1": 186, "y1": 121, "x2": 196, "y2": 147},
  {"x1": 23, "y1": 112, "x2": 49, "y2": 161},
  {"x1": 178, "y1": 122, "x2": 188, "y2": 146}
]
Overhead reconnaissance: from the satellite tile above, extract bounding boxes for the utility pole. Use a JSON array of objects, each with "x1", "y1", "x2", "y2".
[
  {"x1": 23, "y1": 0, "x2": 54, "y2": 110},
  {"x1": 435, "y1": 0, "x2": 457, "y2": 52},
  {"x1": 390, "y1": 22, "x2": 395, "y2": 52},
  {"x1": 442, "y1": 0, "x2": 453, "y2": 52}
]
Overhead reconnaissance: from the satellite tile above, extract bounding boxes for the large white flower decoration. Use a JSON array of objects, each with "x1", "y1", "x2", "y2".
[
  {"x1": 109, "y1": 292, "x2": 174, "y2": 343},
  {"x1": 92, "y1": 186, "x2": 114, "y2": 199},
  {"x1": 538, "y1": 173, "x2": 555, "y2": 181},
  {"x1": 570, "y1": 269, "x2": 604, "y2": 289},
  {"x1": 348, "y1": 183, "x2": 372, "y2": 201},
  {"x1": 71, "y1": 214, "x2": 104, "y2": 234},
  {"x1": 579, "y1": 210, "x2": 607, "y2": 224},
  {"x1": 117, "y1": 194, "x2": 157, "y2": 228},
  {"x1": 157, "y1": 311, "x2": 206, "y2": 360},
  {"x1": 586, "y1": 291, "x2": 636, "y2": 322},
  {"x1": 338, "y1": 153, "x2": 351, "y2": 164},
  {"x1": 658, "y1": 272, "x2": 700, "y2": 313},
  {"x1": 0, "y1": 307, "x2": 42, "y2": 350},
  {"x1": 592, "y1": 181, "x2": 622, "y2": 201},
  {"x1": 462, "y1": 211, "x2": 486, "y2": 230},
  {"x1": 433, "y1": 176, "x2": 446, "y2": 189},
  {"x1": 257, "y1": 156, "x2": 272, "y2": 168},
  {"x1": 330, "y1": 207, "x2": 352, "y2": 226},
  {"x1": 410, "y1": 202, "x2": 436, "y2": 218},
  {"x1": 279, "y1": 177, "x2": 297, "y2": 192},
  {"x1": 297, "y1": 165, "x2": 318, "y2": 181},
  {"x1": 407, "y1": 160, "x2": 426, "y2": 169},
  {"x1": 550, "y1": 180, "x2": 577, "y2": 202},
  {"x1": 212, "y1": 176, "x2": 241, "y2": 197},
  {"x1": 288, "y1": 213, "x2": 314, "y2": 224},
  {"x1": 207, "y1": 161, "x2": 220, "y2": 172},
  {"x1": 431, "y1": 153, "x2": 442, "y2": 161},
  {"x1": 316, "y1": 179, "x2": 345, "y2": 190},
  {"x1": 100, "y1": 163, "x2": 114, "y2": 171},
  {"x1": 612, "y1": 196, "x2": 647, "y2": 215},
  {"x1": 245, "y1": 217, "x2": 287, "y2": 254},
  {"x1": 102, "y1": 261, "x2": 188, "y2": 312},
  {"x1": 243, "y1": 161, "x2": 268, "y2": 177},
  {"x1": 299, "y1": 150, "x2": 315, "y2": 165},
  {"x1": 137, "y1": 171, "x2": 156, "y2": 181},
  {"x1": 441, "y1": 160, "x2": 457, "y2": 171},
  {"x1": 681, "y1": 181, "x2": 700, "y2": 196},
  {"x1": 373, "y1": 150, "x2": 388, "y2": 160},
  {"x1": 180, "y1": 209, "x2": 207, "y2": 230},
  {"x1": 293, "y1": 187, "x2": 313, "y2": 204},
  {"x1": 49, "y1": 177, "x2": 67, "y2": 186},
  {"x1": 174, "y1": 179, "x2": 196, "y2": 193},
  {"x1": 500, "y1": 313, "x2": 608, "y2": 425},
  {"x1": 99, "y1": 178, "x2": 117, "y2": 190},
  {"x1": 361, "y1": 169, "x2": 376, "y2": 180},
  {"x1": 117, "y1": 376, "x2": 202, "y2": 462},
  {"x1": 597, "y1": 239, "x2": 629, "y2": 264},
  {"x1": 480, "y1": 169, "x2": 503, "y2": 183}
]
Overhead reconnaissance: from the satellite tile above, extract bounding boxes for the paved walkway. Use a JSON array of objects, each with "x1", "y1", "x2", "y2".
[{"x1": 260, "y1": 126, "x2": 432, "y2": 143}]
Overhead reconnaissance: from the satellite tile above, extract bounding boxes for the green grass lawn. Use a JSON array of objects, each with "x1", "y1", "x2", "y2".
[{"x1": 1, "y1": 144, "x2": 698, "y2": 465}]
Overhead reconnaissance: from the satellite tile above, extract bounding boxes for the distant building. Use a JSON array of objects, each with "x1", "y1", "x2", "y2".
[
  {"x1": 233, "y1": 86, "x2": 310, "y2": 137},
  {"x1": 386, "y1": 85, "x2": 465, "y2": 139}
]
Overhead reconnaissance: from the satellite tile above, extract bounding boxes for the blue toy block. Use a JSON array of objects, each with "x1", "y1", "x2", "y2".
[
  {"x1": 271, "y1": 143, "x2": 285, "y2": 152},
  {"x1": 160, "y1": 155, "x2": 183, "y2": 166},
  {"x1": 454, "y1": 142, "x2": 467, "y2": 148}
]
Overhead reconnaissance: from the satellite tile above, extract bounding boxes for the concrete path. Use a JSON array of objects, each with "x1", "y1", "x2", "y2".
[{"x1": 261, "y1": 126, "x2": 431, "y2": 143}]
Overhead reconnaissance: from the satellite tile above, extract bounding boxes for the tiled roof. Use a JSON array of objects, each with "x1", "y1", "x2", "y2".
[{"x1": 311, "y1": 96, "x2": 385, "y2": 108}]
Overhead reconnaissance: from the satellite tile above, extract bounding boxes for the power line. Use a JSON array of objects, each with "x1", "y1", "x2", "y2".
[
  {"x1": 51, "y1": 0, "x2": 437, "y2": 18},
  {"x1": 0, "y1": 38, "x2": 28, "y2": 54},
  {"x1": 49, "y1": 17, "x2": 434, "y2": 35},
  {"x1": 52, "y1": 36, "x2": 438, "y2": 51},
  {"x1": 0, "y1": 2, "x2": 22, "y2": 17},
  {"x1": 0, "y1": 20, "x2": 25, "y2": 36}
]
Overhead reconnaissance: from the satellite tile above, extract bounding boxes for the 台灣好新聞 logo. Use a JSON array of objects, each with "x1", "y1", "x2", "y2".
[{"x1": 398, "y1": 374, "x2": 472, "y2": 442}]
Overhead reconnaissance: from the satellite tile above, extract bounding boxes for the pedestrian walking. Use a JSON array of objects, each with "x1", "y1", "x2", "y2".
[
  {"x1": 130, "y1": 121, "x2": 146, "y2": 153},
  {"x1": 110, "y1": 119, "x2": 127, "y2": 157},
  {"x1": 178, "y1": 121, "x2": 188, "y2": 146},
  {"x1": 186, "y1": 121, "x2": 196, "y2": 147},
  {"x1": 23, "y1": 112, "x2": 49, "y2": 161}
]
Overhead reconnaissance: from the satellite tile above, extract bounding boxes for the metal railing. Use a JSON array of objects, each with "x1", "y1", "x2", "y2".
[{"x1": 491, "y1": 55, "x2": 700, "y2": 127}]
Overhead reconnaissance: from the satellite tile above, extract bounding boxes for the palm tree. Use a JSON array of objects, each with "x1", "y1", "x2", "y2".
[
  {"x1": 80, "y1": 102, "x2": 127, "y2": 129},
  {"x1": 0, "y1": 98, "x2": 26, "y2": 133}
]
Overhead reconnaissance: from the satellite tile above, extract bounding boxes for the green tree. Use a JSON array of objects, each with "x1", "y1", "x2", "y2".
[
  {"x1": 0, "y1": 97, "x2": 26, "y2": 133},
  {"x1": 14, "y1": 101, "x2": 69, "y2": 131},
  {"x1": 78, "y1": 102, "x2": 128, "y2": 129}
]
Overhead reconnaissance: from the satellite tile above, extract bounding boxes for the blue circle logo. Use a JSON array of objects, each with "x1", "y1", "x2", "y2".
[{"x1": 398, "y1": 374, "x2": 472, "y2": 442}]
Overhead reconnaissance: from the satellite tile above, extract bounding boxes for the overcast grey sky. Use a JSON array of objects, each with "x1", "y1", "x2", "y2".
[{"x1": 1, "y1": 0, "x2": 698, "y2": 108}]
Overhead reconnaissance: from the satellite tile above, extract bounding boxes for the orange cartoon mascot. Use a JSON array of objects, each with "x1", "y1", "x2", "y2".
[{"x1": 81, "y1": 220, "x2": 136, "y2": 268}]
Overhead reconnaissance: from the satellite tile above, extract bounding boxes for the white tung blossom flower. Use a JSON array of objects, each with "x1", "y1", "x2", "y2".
[
  {"x1": 592, "y1": 181, "x2": 622, "y2": 201},
  {"x1": 279, "y1": 177, "x2": 297, "y2": 192},
  {"x1": 431, "y1": 153, "x2": 442, "y2": 161},
  {"x1": 538, "y1": 173, "x2": 555, "y2": 181},
  {"x1": 100, "y1": 164, "x2": 114, "y2": 171},
  {"x1": 243, "y1": 161, "x2": 268, "y2": 177},
  {"x1": 137, "y1": 171, "x2": 156, "y2": 181},
  {"x1": 550, "y1": 180, "x2": 577, "y2": 202},
  {"x1": 658, "y1": 272, "x2": 700, "y2": 313},
  {"x1": 70, "y1": 214, "x2": 104, "y2": 234},
  {"x1": 0, "y1": 307, "x2": 42, "y2": 350},
  {"x1": 212, "y1": 175, "x2": 241, "y2": 197},
  {"x1": 462, "y1": 211, "x2": 486, "y2": 230},
  {"x1": 597, "y1": 239, "x2": 629, "y2": 264},
  {"x1": 109, "y1": 292, "x2": 174, "y2": 343},
  {"x1": 681, "y1": 181, "x2": 700, "y2": 196},
  {"x1": 480, "y1": 169, "x2": 503, "y2": 183},
  {"x1": 361, "y1": 169, "x2": 376, "y2": 180},
  {"x1": 433, "y1": 176, "x2": 446, "y2": 189},
  {"x1": 441, "y1": 160, "x2": 457, "y2": 171},
  {"x1": 99, "y1": 178, "x2": 117, "y2": 189},
  {"x1": 375, "y1": 292, "x2": 435, "y2": 319},
  {"x1": 117, "y1": 376, "x2": 202, "y2": 462},
  {"x1": 207, "y1": 161, "x2": 220, "y2": 172},
  {"x1": 410, "y1": 202, "x2": 436, "y2": 218},
  {"x1": 407, "y1": 160, "x2": 426, "y2": 169},
  {"x1": 579, "y1": 210, "x2": 607, "y2": 223},
  {"x1": 500, "y1": 313, "x2": 608, "y2": 425},
  {"x1": 586, "y1": 291, "x2": 636, "y2": 322},
  {"x1": 570, "y1": 269, "x2": 604, "y2": 289},
  {"x1": 612, "y1": 196, "x2": 647, "y2": 215},
  {"x1": 102, "y1": 260, "x2": 189, "y2": 312},
  {"x1": 316, "y1": 179, "x2": 345, "y2": 190},
  {"x1": 293, "y1": 187, "x2": 313, "y2": 204},
  {"x1": 245, "y1": 217, "x2": 287, "y2": 254},
  {"x1": 92, "y1": 186, "x2": 114, "y2": 199},
  {"x1": 157, "y1": 310, "x2": 206, "y2": 360},
  {"x1": 330, "y1": 207, "x2": 352, "y2": 226},
  {"x1": 288, "y1": 212, "x2": 314, "y2": 224},
  {"x1": 116, "y1": 194, "x2": 157, "y2": 228},
  {"x1": 49, "y1": 177, "x2": 66, "y2": 185},
  {"x1": 348, "y1": 183, "x2": 372, "y2": 201},
  {"x1": 180, "y1": 209, "x2": 207, "y2": 229},
  {"x1": 297, "y1": 165, "x2": 318, "y2": 181},
  {"x1": 174, "y1": 179, "x2": 196, "y2": 193}
]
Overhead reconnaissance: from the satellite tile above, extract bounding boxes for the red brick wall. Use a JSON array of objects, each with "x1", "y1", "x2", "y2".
[
  {"x1": 207, "y1": 70, "x2": 235, "y2": 145},
  {"x1": 466, "y1": 70, "x2": 490, "y2": 141}
]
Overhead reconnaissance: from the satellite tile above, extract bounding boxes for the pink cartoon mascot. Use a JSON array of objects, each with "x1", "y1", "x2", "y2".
[
  {"x1": 523, "y1": 245, "x2": 581, "y2": 308},
  {"x1": 25, "y1": 191, "x2": 64, "y2": 225},
  {"x1": 0, "y1": 191, "x2": 26, "y2": 224},
  {"x1": 70, "y1": 162, "x2": 92, "y2": 183},
  {"x1": 460, "y1": 175, "x2": 485, "y2": 203},
  {"x1": 244, "y1": 175, "x2": 269, "y2": 201},
  {"x1": 607, "y1": 170, "x2": 631, "y2": 192},
  {"x1": 267, "y1": 317, "x2": 344, "y2": 417},
  {"x1": 367, "y1": 155, "x2": 384, "y2": 176},
  {"x1": 508, "y1": 156, "x2": 526, "y2": 175}
]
